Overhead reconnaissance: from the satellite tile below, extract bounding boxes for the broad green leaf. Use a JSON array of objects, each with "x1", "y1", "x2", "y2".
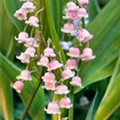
[
  {"x1": 94, "y1": 54, "x2": 120, "y2": 120},
  {"x1": 0, "y1": 70, "x2": 14, "y2": 120},
  {"x1": 0, "y1": 53, "x2": 45, "y2": 120},
  {"x1": 88, "y1": 0, "x2": 101, "y2": 21},
  {"x1": 44, "y1": 0, "x2": 66, "y2": 64},
  {"x1": 75, "y1": 0, "x2": 120, "y2": 93},
  {"x1": 3, "y1": 0, "x2": 24, "y2": 31}
]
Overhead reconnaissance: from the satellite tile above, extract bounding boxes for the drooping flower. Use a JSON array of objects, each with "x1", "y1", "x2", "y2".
[
  {"x1": 43, "y1": 81, "x2": 56, "y2": 91},
  {"x1": 44, "y1": 47, "x2": 56, "y2": 57},
  {"x1": 65, "y1": 59, "x2": 77, "y2": 69},
  {"x1": 24, "y1": 37, "x2": 38, "y2": 48},
  {"x1": 21, "y1": 2, "x2": 35, "y2": 13},
  {"x1": 61, "y1": 23, "x2": 75, "y2": 34},
  {"x1": 14, "y1": 9, "x2": 27, "y2": 20},
  {"x1": 70, "y1": 76, "x2": 82, "y2": 87},
  {"x1": 42, "y1": 72, "x2": 55, "y2": 82},
  {"x1": 44, "y1": 102, "x2": 60, "y2": 114},
  {"x1": 67, "y1": 47, "x2": 80, "y2": 58},
  {"x1": 47, "y1": 60, "x2": 63, "y2": 71},
  {"x1": 61, "y1": 69, "x2": 75, "y2": 80},
  {"x1": 77, "y1": 29, "x2": 93, "y2": 43},
  {"x1": 37, "y1": 56, "x2": 49, "y2": 67},
  {"x1": 55, "y1": 85, "x2": 70, "y2": 95},
  {"x1": 77, "y1": 0, "x2": 89, "y2": 7},
  {"x1": 80, "y1": 47, "x2": 95, "y2": 61},
  {"x1": 15, "y1": 32, "x2": 29, "y2": 43},
  {"x1": 16, "y1": 52, "x2": 30, "y2": 63},
  {"x1": 59, "y1": 97, "x2": 73, "y2": 109},
  {"x1": 11, "y1": 80, "x2": 24, "y2": 93},
  {"x1": 25, "y1": 47, "x2": 36, "y2": 57},
  {"x1": 17, "y1": 70, "x2": 32, "y2": 81},
  {"x1": 77, "y1": 8, "x2": 88, "y2": 18},
  {"x1": 66, "y1": 2, "x2": 78, "y2": 12},
  {"x1": 25, "y1": 16, "x2": 39, "y2": 27}
]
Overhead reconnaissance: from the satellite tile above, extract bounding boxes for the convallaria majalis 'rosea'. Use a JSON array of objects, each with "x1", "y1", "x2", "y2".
[{"x1": 11, "y1": 0, "x2": 95, "y2": 119}]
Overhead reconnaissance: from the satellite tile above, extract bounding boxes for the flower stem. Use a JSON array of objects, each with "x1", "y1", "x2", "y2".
[{"x1": 20, "y1": 79, "x2": 42, "y2": 120}]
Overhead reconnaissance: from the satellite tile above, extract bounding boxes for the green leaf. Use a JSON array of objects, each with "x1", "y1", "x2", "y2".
[
  {"x1": 3, "y1": 0, "x2": 24, "y2": 31},
  {"x1": 0, "y1": 53, "x2": 45, "y2": 120},
  {"x1": 94, "y1": 54, "x2": 120, "y2": 120},
  {"x1": 44, "y1": 0, "x2": 66, "y2": 64},
  {"x1": 75, "y1": 0, "x2": 120, "y2": 93},
  {"x1": 0, "y1": 70, "x2": 14, "y2": 120}
]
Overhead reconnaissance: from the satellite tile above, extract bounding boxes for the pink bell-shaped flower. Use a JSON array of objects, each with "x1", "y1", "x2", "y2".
[
  {"x1": 59, "y1": 97, "x2": 73, "y2": 109},
  {"x1": 77, "y1": 8, "x2": 88, "y2": 18},
  {"x1": 61, "y1": 69, "x2": 75, "y2": 80},
  {"x1": 70, "y1": 76, "x2": 82, "y2": 87},
  {"x1": 67, "y1": 47, "x2": 80, "y2": 58},
  {"x1": 80, "y1": 47, "x2": 95, "y2": 61},
  {"x1": 47, "y1": 60, "x2": 63, "y2": 71},
  {"x1": 66, "y1": 2, "x2": 78, "y2": 11},
  {"x1": 21, "y1": 2, "x2": 35, "y2": 13},
  {"x1": 25, "y1": 47, "x2": 36, "y2": 57},
  {"x1": 42, "y1": 72, "x2": 55, "y2": 82},
  {"x1": 61, "y1": 23, "x2": 75, "y2": 34},
  {"x1": 11, "y1": 80, "x2": 24, "y2": 93},
  {"x1": 25, "y1": 16, "x2": 39, "y2": 27},
  {"x1": 15, "y1": 32, "x2": 29, "y2": 43},
  {"x1": 44, "y1": 47, "x2": 56, "y2": 57},
  {"x1": 17, "y1": 70, "x2": 32, "y2": 81},
  {"x1": 16, "y1": 52, "x2": 30, "y2": 63},
  {"x1": 37, "y1": 56, "x2": 49, "y2": 67},
  {"x1": 78, "y1": 0, "x2": 89, "y2": 7},
  {"x1": 65, "y1": 59, "x2": 77, "y2": 70},
  {"x1": 14, "y1": 9, "x2": 27, "y2": 21},
  {"x1": 77, "y1": 29, "x2": 93, "y2": 43},
  {"x1": 55, "y1": 85, "x2": 70, "y2": 95},
  {"x1": 44, "y1": 102, "x2": 60, "y2": 114},
  {"x1": 43, "y1": 81, "x2": 56, "y2": 91}
]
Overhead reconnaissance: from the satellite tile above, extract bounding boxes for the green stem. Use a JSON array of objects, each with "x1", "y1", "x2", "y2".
[
  {"x1": 20, "y1": 79, "x2": 42, "y2": 120},
  {"x1": 69, "y1": 93, "x2": 74, "y2": 120}
]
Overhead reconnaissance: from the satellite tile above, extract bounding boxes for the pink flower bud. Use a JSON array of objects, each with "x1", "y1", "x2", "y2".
[
  {"x1": 44, "y1": 102, "x2": 60, "y2": 114},
  {"x1": 65, "y1": 59, "x2": 77, "y2": 69},
  {"x1": 44, "y1": 47, "x2": 56, "y2": 57},
  {"x1": 78, "y1": 0, "x2": 89, "y2": 7},
  {"x1": 42, "y1": 72, "x2": 55, "y2": 82},
  {"x1": 17, "y1": 70, "x2": 32, "y2": 81},
  {"x1": 67, "y1": 47, "x2": 80, "y2": 58},
  {"x1": 25, "y1": 16, "x2": 39, "y2": 27},
  {"x1": 61, "y1": 69, "x2": 75, "y2": 80},
  {"x1": 59, "y1": 97, "x2": 73, "y2": 109},
  {"x1": 21, "y1": 2, "x2": 35, "y2": 13},
  {"x1": 37, "y1": 56, "x2": 49, "y2": 67},
  {"x1": 14, "y1": 9, "x2": 27, "y2": 20},
  {"x1": 61, "y1": 23, "x2": 75, "y2": 34},
  {"x1": 70, "y1": 76, "x2": 82, "y2": 87},
  {"x1": 77, "y1": 8, "x2": 88, "y2": 18},
  {"x1": 25, "y1": 47, "x2": 36, "y2": 57},
  {"x1": 55, "y1": 85, "x2": 70, "y2": 95},
  {"x1": 11, "y1": 80, "x2": 24, "y2": 93},
  {"x1": 80, "y1": 47, "x2": 95, "y2": 61},
  {"x1": 15, "y1": 32, "x2": 29, "y2": 43},
  {"x1": 16, "y1": 52, "x2": 30, "y2": 63},
  {"x1": 47, "y1": 60, "x2": 63, "y2": 71},
  {"x1": 43, "y1": 81, "x2": 56, "y2": 91},
  {"x1": 77, "y1": 29, "x2": 93, "y2": 43},
  {"x1": 66, "y1": 2, "x2": 78, "y2": 11}
]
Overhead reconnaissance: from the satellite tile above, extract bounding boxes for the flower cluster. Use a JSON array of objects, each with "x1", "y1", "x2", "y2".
[
  {"x1": 61, "y1": 0, "x2": 95, "y2": 61},
  {"x1": 11, "y1": 0, "x2": 40, "y2": 93}
]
